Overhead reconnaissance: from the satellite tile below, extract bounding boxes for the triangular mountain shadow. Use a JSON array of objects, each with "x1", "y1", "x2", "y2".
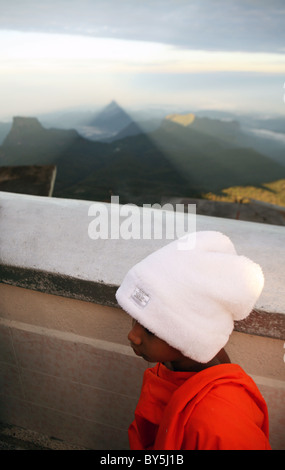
[{"x1": 88, "y1": 100, "x2": 133, "y2": 135}]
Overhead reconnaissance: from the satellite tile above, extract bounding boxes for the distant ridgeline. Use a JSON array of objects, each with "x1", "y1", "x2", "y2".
[{"x1": 0, "y1": 110, "x2": 285, "y2": 206}]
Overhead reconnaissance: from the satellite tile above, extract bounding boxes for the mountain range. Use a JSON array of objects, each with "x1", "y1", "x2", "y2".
[{"x1": 0, "y1": 101, "x2": 284, "y2": 206}]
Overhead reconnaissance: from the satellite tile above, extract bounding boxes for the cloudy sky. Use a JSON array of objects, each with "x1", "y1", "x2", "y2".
[{"x1": 0, "y1": 0, "x2": 284, "y2": 119}]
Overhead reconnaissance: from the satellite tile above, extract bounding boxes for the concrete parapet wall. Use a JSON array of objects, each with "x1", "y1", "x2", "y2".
[
  {"x1": 0, "y1": 192, "x2": 284, "y2": 449},
  {"x1": 0, "y1": 303, "x2": 147, "y2": 450}
]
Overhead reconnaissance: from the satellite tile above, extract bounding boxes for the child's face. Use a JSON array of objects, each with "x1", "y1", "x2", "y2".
[{"x1": 127, "y1": 319, "x2": 184, "y2": 364}]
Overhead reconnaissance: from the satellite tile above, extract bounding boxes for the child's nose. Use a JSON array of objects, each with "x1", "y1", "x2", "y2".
[{"x1": 128, "y1": 321, "x2": 143, "y2": 345}]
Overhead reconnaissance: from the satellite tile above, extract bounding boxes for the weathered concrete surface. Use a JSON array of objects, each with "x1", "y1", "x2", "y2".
[
  {"x1": 0, "y1": 423, "x2": 87, "y2": 450},
  {"x1": 0, "y1": 166, "x2": 56, "y2": 197}
]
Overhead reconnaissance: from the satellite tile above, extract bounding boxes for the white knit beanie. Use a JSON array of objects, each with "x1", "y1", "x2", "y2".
[{"x1": 116, "y1": 231, "x2": 264, "y2": 363}]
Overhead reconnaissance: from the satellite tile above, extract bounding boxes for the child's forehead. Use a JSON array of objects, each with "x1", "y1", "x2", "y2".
[{"x1": 131, "y1": 318, "x2": 156, "y2": 337}]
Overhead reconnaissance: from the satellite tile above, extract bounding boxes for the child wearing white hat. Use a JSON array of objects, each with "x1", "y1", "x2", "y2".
[{"x1": 116, "y1": 231, "x2": 271, "y2": 450}]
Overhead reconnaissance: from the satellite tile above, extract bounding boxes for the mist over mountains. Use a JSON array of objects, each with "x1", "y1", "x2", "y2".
[{"x1": 0, "y1": 101, "x2": 284, "y2": 206}]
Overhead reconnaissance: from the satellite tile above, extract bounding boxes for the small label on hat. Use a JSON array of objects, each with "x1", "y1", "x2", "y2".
[{"x1": 131, "y1": 287, "x2": 150, "y2": 308}]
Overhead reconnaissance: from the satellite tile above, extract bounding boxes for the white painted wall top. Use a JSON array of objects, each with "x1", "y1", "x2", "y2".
[{"x1": 0, "y1": 191, "x2": 284, "y2": 316}]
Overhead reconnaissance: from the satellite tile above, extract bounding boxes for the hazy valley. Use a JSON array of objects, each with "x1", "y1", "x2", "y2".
[{"x1": 0, "y1": 101, "x2": 284, "y2": 208}]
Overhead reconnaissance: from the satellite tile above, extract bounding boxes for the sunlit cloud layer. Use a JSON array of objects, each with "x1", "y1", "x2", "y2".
[{"x1": 1, "y1": 31, "x2": 284, "y2": 74}]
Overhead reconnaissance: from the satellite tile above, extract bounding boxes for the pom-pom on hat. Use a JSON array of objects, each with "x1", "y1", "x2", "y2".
[{"x1": 115, "y1": 231, "x2": 264, "y2": 363}]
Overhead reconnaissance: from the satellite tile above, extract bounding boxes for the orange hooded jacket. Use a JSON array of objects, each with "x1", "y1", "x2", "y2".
[{"x1": 129, "y1": 362, "x2": 271, "y2": 450}]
